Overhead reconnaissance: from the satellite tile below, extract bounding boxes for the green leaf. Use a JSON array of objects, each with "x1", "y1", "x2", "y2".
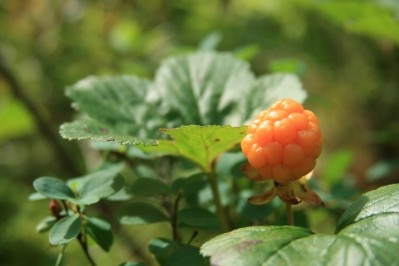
[
  {"x1": 336, "y1": 183, "x2": 399, "y2": 231},
  {"x1": 142, "y1": 125, "x2": 246, "y2": 172},
  {"x1": 61, "y1": 52, "x2": 307, "y2": 144},
  {"x1": 61, "y1": 75, "x2": 163, "y2": 144},
  {"x1": 201, "y1": 184, "x2": 399, "y2": 266},
  {"x1": 155, "y1": 51, "x2": 256, "y2": 126},
  {"x1": 118, "y1": 262, "x2": 146, "y2": 266},
  {"x1": 33, "y1": 177, "x2": 75, "y2": 200},
  {"x1": 201, "y1": 226, "x2": 312, "y2": 266},
  {"x1": 60, "y1": 119, "x2": 157, "y2": 146},
  {"x1": 72, "y1": 165, "x2": 125, "y2": 205},
  {"x1": 149, "y1": 238, "x2": 208, "y2": 266},
  {"x1": 129, "y1": 178, "x2": 170, "y2": 197},
  {"x1": 36, "y1": 216, "x2": 57, "y2": 233},
  {"x1": 248, "y1": 73, "x2": 307, "y2": 121},
  {"x1": 49, "y1": 215, "x2": 81, "y2": 245},
  {"x1": 85, "y1": 216, "x2": 113, "y2": 252},
  {"x1": 118, "y1": 202, "x2": 168, "y2": 225},
  {"x1": 178, "y1": 208, "x2": 219, "y2": 229}
]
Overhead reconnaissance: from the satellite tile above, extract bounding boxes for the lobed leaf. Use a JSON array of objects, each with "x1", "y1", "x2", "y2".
[
  {"x1": 142, "y1": 125, "x2": 246, "y2": 172},
  {"x1": 61, "y1": 52, "x2": 308, "y2": 145},
  {"x1": 60, "y1": 119, "x2": 157, "y2": 146}
]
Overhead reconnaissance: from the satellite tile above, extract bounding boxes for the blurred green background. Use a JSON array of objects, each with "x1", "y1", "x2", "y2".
[{"x1": 1, "y1": 0, "x2": 399, "y2": 265}]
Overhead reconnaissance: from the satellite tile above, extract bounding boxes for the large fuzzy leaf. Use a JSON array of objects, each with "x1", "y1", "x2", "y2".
[
  {"x1": 201, "y1": 184, "x2": 399, "y2": 266},
  {"x1": 60, "y1": 52, "x2": 307, "y2": 145}
]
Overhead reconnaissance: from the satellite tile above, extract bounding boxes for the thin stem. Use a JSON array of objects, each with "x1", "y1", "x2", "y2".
[
  {"x1": 77, "y1": 233, "x2": 96, "y2": 266},
  {"x1": 207, "y1": 172, "x2": 229, "y2": 231},
  {"x1": 171, "y1": 193, "x2": 182, "y2": 242},
  {"x1": 286, "y1": 203, "x2": 294, "y2": 226},
  {"x1": 55, "y1": 244, "x2": 67, "y2": 266}
]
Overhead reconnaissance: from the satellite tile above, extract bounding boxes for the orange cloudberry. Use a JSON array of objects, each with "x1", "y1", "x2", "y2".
[{"x1": 241, "y1": 98, "x2": 322, "y2": 185}]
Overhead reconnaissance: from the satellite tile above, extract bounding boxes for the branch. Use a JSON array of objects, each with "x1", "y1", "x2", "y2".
[{"x1": 0, "y1": 53, "x2": 82, "y2": 176}]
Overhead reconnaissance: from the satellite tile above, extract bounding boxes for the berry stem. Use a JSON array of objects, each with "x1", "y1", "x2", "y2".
[
  {"x1": 207, "y1": 172, "x2": 229, "y2": 231},
  {"x1": 286, "y1": 203, "x2": 294, "y2": 226}
]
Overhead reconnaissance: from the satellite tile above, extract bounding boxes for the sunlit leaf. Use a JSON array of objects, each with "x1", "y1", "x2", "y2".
[
  {"x1": 142, "y1": 125, "x2": 246, "y2": 172},
  {"x1": 336, "y1": 183, "x2": 399, "y2": 231}
]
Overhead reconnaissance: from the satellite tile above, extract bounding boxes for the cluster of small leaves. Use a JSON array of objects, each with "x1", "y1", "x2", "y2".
[
  {"x1": 201, "y1": 183, "x2": 399, "y2": 266},
  {"x1": 31, "y1": 164, "x2": 124, "y2": 251}
]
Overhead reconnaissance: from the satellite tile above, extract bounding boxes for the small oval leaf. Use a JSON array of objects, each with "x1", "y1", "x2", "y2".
[
  {"x1": 33, "y1": 177, "x2": 75, "y2": 200},
  {"x1": 85, "y1": 216, "x2": 113, "y2": 252},
  {"x1": 178, "y1": 208, "x2": 219, "y2": 229},
  {"x1": 118, "y1": 202, "x2": 168, "y2": 225},
  {"x1": 49, "y1": 215, "x2": 81, "y2": 245},
  {"x1": 129, "y1": 178, "x2": 170, "y2": 197}
]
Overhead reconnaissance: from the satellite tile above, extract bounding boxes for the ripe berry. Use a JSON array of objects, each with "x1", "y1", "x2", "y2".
[{"x1": 241, "y1": 99, "x2": 322, "y2": 184}]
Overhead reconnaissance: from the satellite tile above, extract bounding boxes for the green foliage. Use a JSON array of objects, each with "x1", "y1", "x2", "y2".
[
  {"x1": 85, "y1": 216, "x2": 113, "y2": 252},
  {"x1": 149, "y1": 238, "x2": 208, "y2": 266},
  {"x1": 118, "y1": 202, "x2": 169, "y2": 225},
  {"x1": 201, "y1": 184, "x2": 399, "y2": 266},
  {"x1": 142, "y1": 126, "x2": 247, "y2": 172},
  {"x1": 60, "y1": 52, "x2": 307, "y2": 146},
  {"x1": 49, "y1": 215, "x2": 81, "y2": 245}
]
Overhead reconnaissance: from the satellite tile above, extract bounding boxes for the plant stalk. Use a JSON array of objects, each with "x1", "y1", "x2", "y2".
[
  {"x1": 77, "y1": 233, "x2": 96, "y2": 266},
  {"x1": 286, "y1": 203, "x2": 294, "y2": 226},
  {"x1": 55, "y1": 245, "x2": 67, "y2": 266},
  {"x1": 207, "y1": 172, "x2": 229, "y2": 231}
]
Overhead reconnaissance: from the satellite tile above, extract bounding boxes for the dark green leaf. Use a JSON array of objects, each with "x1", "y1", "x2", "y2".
[
  {"x1": 119, "y1": 202, "x2": 168, "y2": 225},
  {"x1": 36, "y1": 216, "x2": 56, "y2": 233},
  {"x1": 72, "y1": 164, "x2": 125, "y2": 205},
  {"x1": 85, "y1": 216, "x2": 113, "y2": 252},
  {"x1": 49, "y1": 215, "x2": 81, "y2": 245},
  {"x1": 142, "y1": 125, "x2": 246, "y2": 172},
  {"x1": 129, "y1": 178, "x2": 170, "y2": 197},
  {"x1": 33, "y1": 177, "x2": 75, "y2": 200},
  {"x1": 149, "y1": 238, "x2": 208, "y2": 266},
  {"x1": 336, "y1": 183, "x2": 399, "y2": 231},
  {"x1": 178, "y1": 208, "x2": 219, "y2": 229}
]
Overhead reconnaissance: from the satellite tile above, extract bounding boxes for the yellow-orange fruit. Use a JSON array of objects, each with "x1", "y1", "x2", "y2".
[{"x1": 241, "y1": 98, "x2": 322, "y2": 184}]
